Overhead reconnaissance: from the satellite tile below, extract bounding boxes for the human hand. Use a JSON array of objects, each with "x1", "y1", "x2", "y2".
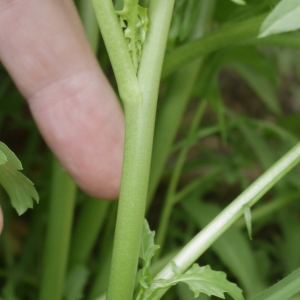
[{"x1": 0, "y1": 0, "x2": 125, "y2": 231}]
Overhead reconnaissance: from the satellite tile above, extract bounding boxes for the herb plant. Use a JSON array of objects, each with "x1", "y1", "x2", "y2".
[{"x1": 1, "y1": 0, "x2": 300, "y2": 299}]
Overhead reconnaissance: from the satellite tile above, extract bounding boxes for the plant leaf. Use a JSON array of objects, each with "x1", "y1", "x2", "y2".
[
  {"x1": 259, "y1": 0, "x2": 300, "y2": 38},
  {"x1": 250, "y1": 267, "x2": 300, "y2": 300},
  {"x1": 138, "y1": 219, "x2": 160, "y2": 288},
  {"x1": 231, "y1": 62, "x2": 281, "y2": 115},
  {"x1": 150, "y1": 263, "x2": 244, "y2": 300},
  {"x1": 0, "y1": 142, "x2": 39, "y2": 215},
  {"x1": 0, "y1": 150, "x2": 7, "y2": 165},
  {"x1": 116, "y1": 5, "x2": 148, "y2": 73},
  {"x1": 243, "y1": 204, "x2": 253, "y2": 240}
]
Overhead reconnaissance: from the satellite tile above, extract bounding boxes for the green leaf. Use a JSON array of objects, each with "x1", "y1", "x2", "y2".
[
  {"x1": 250, "y1": 267, "x2": 300, "y2": 300},
  {"x1": 243, "y1": 204, "x2": 252, "y2": 240},
  {"x1": 0, "y1": 142, "x2": 22, "y2": 170},
  {"x1": 116, "y1": 4, "x2": 148, "y2": 72},
  {"x1": 259, "y1": 0, "x2": 300, "y2": 38},
  {"x1": 231, "y1": 62, "x2": 281, "y2": 115},
  {"x1": 0, "y1": 142, "x2": 39, "y2": 215},
  {"x1": 151, "y1": 263, "x2": 244, "y2": 300},
  {"x1": 64, "y1": 265, "x2": 89, "y2": 300},
  {"x1": 138, "y1": 219, "x2": 160, "y2": 289}
]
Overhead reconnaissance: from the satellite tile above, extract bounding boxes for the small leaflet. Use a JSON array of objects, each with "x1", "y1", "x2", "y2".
[
  {"x1": 135, "y1": 220, "x2": 244, "y2": 300},
  {"x1": 138, "y1": 219, "x2": 160, "y2": 289},
  {"x1": 117, "y1": 5, "x2": 149, "y2": 73},
  {"x1": 0, "y1": 142, "x2": 39, "y2": 215}
]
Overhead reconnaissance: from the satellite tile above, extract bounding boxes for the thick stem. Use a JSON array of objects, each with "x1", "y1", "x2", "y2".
[
  {"x1": 94, "y1": 1, "x2": 176, "y2": 299},
  {"x1": 38, "y1": 158, "x2": 76, "y2": 300},
  {"x1": 106, "y1": 103, "x2": 146, "y2": 300},
  {"x1": 91, "y1": 0, "x2": 142, "y2": 105},
  {"x1": 147, "y1": 0, "x2": 216, "y2": 204}
]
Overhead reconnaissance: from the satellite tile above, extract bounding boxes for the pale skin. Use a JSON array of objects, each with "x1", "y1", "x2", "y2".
[{"x1": 0, "y1": 0, "x2": 125, "y2": 232}]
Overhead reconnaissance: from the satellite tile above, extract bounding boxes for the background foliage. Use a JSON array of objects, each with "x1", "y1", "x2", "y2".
[{"x1": 0, "y1": 0, "x2": 300, "y2": 299}]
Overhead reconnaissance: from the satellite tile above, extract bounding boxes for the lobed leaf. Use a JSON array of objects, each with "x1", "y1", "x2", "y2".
[
  {"x1": 259, "y1": 0, "x2": 300, "y2": 38},
  {"x1": 150, "y1": 263, "x2": 244, "y2": 300},
  {"x1": 117, "y1": 4, "x2": 148, "y2": 73},
  {"x1": 137, "y1": 220, "x2": 160, "y2": 289},
  {"x1": 0, "y1": 142, "x2": 39, "y2": 215}
]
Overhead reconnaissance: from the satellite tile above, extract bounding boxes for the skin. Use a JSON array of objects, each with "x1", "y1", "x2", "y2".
[{"x1": 0, "y1": 0, "x2": 125, "y2": 233}]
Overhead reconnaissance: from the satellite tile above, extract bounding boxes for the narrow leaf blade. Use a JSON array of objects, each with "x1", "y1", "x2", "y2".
[
  {"x1": 0, "y1": 150, "x2": 7, "y2": 165},
  {"x1": 250, "y1": 267, "x2": 300, "y2": 300}
]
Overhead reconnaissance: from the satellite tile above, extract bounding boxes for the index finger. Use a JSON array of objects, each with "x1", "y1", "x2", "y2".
[{"x1": 0, "y1": 0, "x2": 124, "y2": 199}]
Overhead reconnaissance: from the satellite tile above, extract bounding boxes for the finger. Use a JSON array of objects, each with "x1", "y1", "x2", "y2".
[{"x1": 0, "y1": 0, "x2": 124, "y2": 199}]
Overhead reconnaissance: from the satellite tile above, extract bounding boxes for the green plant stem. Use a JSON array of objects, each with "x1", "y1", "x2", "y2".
[
  {"x1": 39, "y1": 158, "x2": 76, "y2": 300},
  {"x1": 171, "y1": 120, "x2": 241, "y2": 153},
  {"x1": 69, "y1": 199, "x2": 110, "y2": 266},
  {"x1": 147, "y1": 61, "x2": 203, "y2": 204},
  {"x1": 162, "y1": 14, "x2": 267, "y2": 78},
  {"x1": 173, "y1": 168, "x2": 221, "y2": 204},
  {"x1": 147, "y1": 0, "x2": 216, "y2": 203},
  {"x1": 88, "y1": 203, "x2": 117, "y2": 300},
  {"x1": 245, "y1": 33, "x2": 300, "y2": 49},
  {"x1": 153, "y1": 0, "x2": 215, "y2": 251},
  {"x1": 91, "y1": 0, "x2": 142, "y2": 105},
  {"x1": 155, "y1": 101, "x2": 207, "y2": 250},
  {"x1": 92, "y1": 1, "x2": 175, "y2": 299},
  {"x1": 151, "y1": 142, "x2": 300, "y2": 300}
]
